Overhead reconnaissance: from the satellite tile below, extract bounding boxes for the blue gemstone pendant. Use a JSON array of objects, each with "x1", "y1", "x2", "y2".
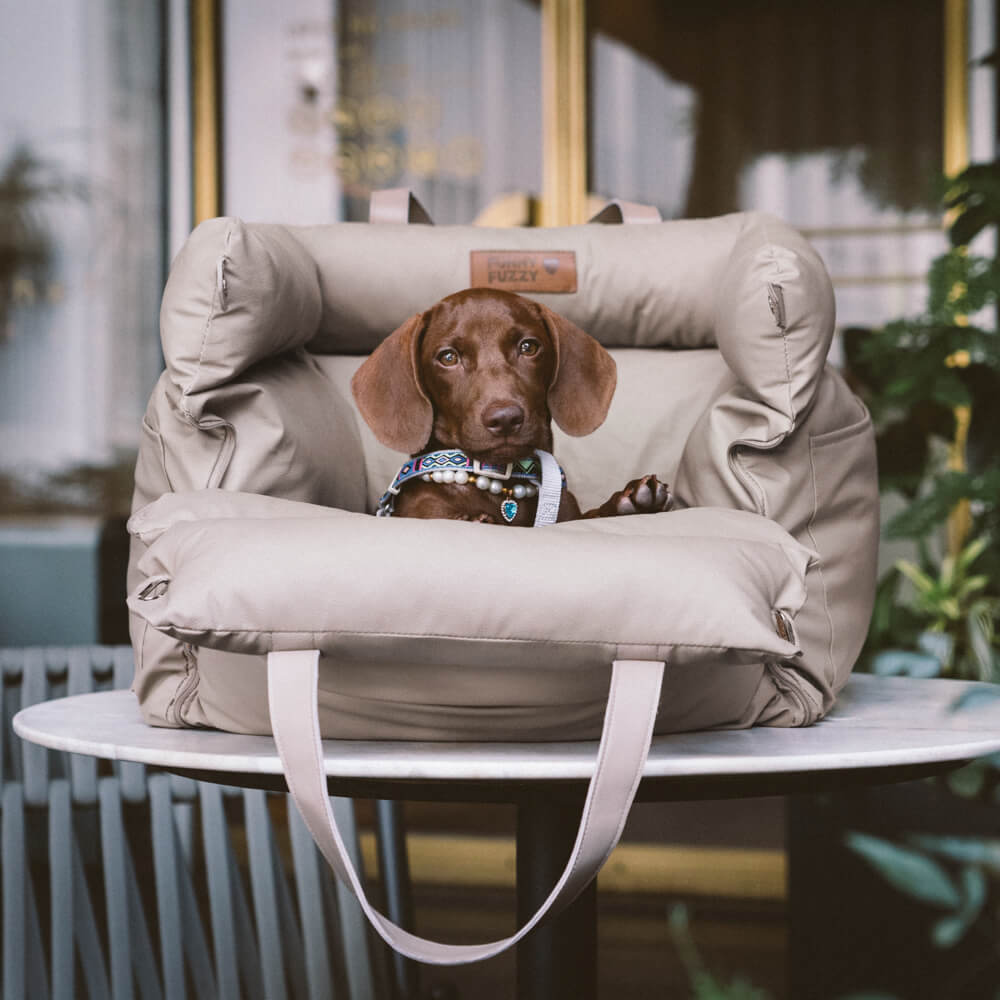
[{"x1": 500, "y1": 499, "x2": 518, "y2": 523}]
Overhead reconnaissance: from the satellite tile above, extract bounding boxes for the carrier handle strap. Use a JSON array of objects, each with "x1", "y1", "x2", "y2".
[
  {"x1": 267, "y1": 650, "x2": 664, "y2": 965},
  {"x1": 588, "y1": 199, "x2": 662, "y2": 225},
  {"x1": 369, "y1": 188, "x2": 434, "y2": 225}
]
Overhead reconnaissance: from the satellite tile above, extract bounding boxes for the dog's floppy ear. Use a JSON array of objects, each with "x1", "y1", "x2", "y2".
[
  {"x1": 351, "y1": 312, "x2": 433, "y2": 454},
  {"x1": 536, "y1": 303, "x2": 617, "y2": 436}
]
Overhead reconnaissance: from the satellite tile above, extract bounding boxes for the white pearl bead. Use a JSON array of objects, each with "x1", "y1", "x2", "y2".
[
  {"x1": 526, "y1": 485, "x2": 537, "y2": 497},
  {"x1": 432, "y1": 471, "x2": 444, "y2": 483},
  {"x1": 476, "y1": 476, "x2": 490, "y2": 490},
  {"x1": 489, "y1": 480, "x2": 503, "y2": 495},
  {"x1": 422, "y1": 474, "x2": 432, "y2": 482},
  {"x1": 442, "y1": 470, "x2": 455, "y2": 483},
  {"x1": 513, "y1": 484, "x2": 526, "y2": 499},
  {"x1": 454, "y1": 470, "x2": 469, "y2": 485}
]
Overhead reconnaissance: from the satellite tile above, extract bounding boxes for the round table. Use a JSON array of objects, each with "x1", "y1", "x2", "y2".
[{"x1": 15, "y1": 673, "x2": 1000, "y2": 1000}]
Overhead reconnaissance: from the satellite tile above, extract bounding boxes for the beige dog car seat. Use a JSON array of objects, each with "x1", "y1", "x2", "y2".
[
  {"x1": 128, "y1": 207, "x2": 877, "y2": 738},
  {"x1": 125, "y1": 205, "x2": 878, "y2": 963}
]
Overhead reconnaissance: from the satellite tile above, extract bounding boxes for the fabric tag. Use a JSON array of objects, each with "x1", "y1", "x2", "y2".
[{"x1": 470, "y1": 251, "x2": 577, "y2": 293}]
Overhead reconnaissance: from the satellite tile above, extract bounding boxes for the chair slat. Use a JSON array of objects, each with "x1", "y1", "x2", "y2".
[
  {"x1": 3, "y1": 782, "x2": 28, "y2": 1000},
  {"x1": 171, "y1": 844, "x2": 214, "y2": 1000},
  {"x1": 21, "y1": 648, "x2": 50, "y2": 805},
  {"x1": 287, "y1": 803, "x2": 336, "y2": 1000},
  {"x1": 112, "y1": 647, "x2": 135, "y2": 691},
  {"x1": 273, "y1": 818, "x2": 309, "y2": 1000},
  {"x1": 67, "y1": 649, "x2": 100, "y2": 805},
  {"x1": 149, "y1": 774, "x2": 187, "y2": 1000},
  {"x1": 331, "y1": 797, "x2": 376, "y2": 1000},
  {"x1": 72, "y1": 838, "x2": 112, "y2": 1000},
  {"x1": 198, "y1": 781, "x2": 241, "y2": 1000},
  {"x1": 99, "y1": 777, "x2": 134, "y2": 1000},
  {"x1": 225, "y1": 836, "x2": 267, "y2": 1000},
  {"x1": 123, "y1": 833, "x2": 165, "y2": 1000},
  {"x1": 245, "y1": 790, "x2": 289, "y2": 1000},
  {"x1": 49, "y1": 779, "x2": 75, "y2": 1000}
]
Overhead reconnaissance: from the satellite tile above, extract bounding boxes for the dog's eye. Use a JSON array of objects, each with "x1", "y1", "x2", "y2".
[
  {"x1": 437, "y1": 348, "x2": 459, "y2": 367},
  {"x1": 518, "y1": 339, "x2": 540, "y2": 357}
]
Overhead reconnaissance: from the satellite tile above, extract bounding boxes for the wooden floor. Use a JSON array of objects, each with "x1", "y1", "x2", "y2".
[{"x1": 370, "y1": 884, "x2": 787, "y2": 1000}]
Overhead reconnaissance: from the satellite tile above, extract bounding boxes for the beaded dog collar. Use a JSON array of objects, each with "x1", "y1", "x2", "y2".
[{"x1": 376, "y1": 448, "x2": 565, "y2": 523}]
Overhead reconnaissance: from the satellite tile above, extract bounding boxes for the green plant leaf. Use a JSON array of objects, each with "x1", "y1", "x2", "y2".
[
  {"x1": 947, "y1": 760, "x2": 989, "y2": 798},
  {"x1": 958, "y1": 536, "x2": 990, "y2": 570},
  {"x1": 895, "y1": 560, "x2": 936, "y2": 594},
  {"x1": 910, "y1": 834, "x2": 1000, "y2": 873},
  {"x1": 967, "y1": 602, "x2": 999, "y2": 681},
  {"x1": 845, "y1": 833, "x2": 961, "y2": 908},
  {"x1": 957, "y1": 574, "x2": 990, "y2": 601},
  {"x1": 950, "y1": 202, "x2": 994, "y2": 247},
  {"x1": 931, "y1": 867, "x2": 988, "y2": 948}
]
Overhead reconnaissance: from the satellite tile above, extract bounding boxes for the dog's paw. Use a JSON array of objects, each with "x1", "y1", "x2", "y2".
[{"x1": 613, "y1": 474, "x2": 672, "y2": 515}]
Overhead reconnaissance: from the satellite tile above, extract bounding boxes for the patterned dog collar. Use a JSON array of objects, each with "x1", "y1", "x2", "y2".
[{"x1": 376, "y1": 449, "x2": 564, "y2": 522}]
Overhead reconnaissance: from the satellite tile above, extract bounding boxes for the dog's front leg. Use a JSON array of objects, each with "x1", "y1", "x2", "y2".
[{"x1": 581, "y1": 474, "x2": 673, "y2": 519}]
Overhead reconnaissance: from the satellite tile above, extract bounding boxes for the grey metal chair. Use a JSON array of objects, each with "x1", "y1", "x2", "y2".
[{"x1": 1, "y1": 646, "x2": 381, "y2": 1000}]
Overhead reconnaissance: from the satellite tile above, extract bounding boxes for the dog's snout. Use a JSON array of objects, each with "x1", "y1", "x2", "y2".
[{"x1": 482, "y1": 402, "x2": 525, "y2": 437}]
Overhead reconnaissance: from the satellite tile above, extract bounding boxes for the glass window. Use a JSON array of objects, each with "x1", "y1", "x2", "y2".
[
  {"x1": 589, "y1": 0, "x2": 948, "y2": 328},
  {"x1": 0, "y1": 1, "x2": 165, "y2": 482},
  {"x1": 223, "y1": 0, "x2": 542, "y2": 224},
  {"x1": 0, "y1": 1, "x2": 165, "y2": 645}
]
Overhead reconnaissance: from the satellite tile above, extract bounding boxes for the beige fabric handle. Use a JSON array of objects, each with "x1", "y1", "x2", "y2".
[
  {"x1": 267, "y1": 650, "x2": 665, "y2": 965},
  {"x1": 369, "y1": 188, "x2": 434, "y2": 225},
  {"x1": 588, "y1": 199, "x2": 662, "y2": 225}
]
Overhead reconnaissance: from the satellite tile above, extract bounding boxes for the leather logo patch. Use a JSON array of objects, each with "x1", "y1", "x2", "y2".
[{"x1": 470, "y1": 251, "x2": 577, "y2": 293}]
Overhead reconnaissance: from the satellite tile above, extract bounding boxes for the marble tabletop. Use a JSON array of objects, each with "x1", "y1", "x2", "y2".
[{"x1": 13, "y1": 674, "x2": 1000, "y2": 787}]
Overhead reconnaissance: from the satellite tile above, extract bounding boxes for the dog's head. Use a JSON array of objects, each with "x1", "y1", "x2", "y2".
[{"x1": 351, "y1": 288, "x2": 617, "y2": 462}]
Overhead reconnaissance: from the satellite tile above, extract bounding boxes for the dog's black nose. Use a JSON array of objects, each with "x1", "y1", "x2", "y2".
[{"x1": 482, "y1": 403, "x2": 525, "y2": 436}]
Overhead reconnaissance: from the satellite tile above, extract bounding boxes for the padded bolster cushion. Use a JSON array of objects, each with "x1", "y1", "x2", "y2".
[
  {"x1": 128, "y1": 492, "x2": 813, "y2": 669},
  {"x1": 715, "y1": 215, "x2": 835, "y2": 429},
  {"x1": 156, "y1": 213, "x2": 835, "y2": 432},
  {"x1": 160, "y1": 218, "x2": 322, "y2": 397}
]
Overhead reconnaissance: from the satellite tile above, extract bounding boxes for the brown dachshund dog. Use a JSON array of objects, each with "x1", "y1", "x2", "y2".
[{"x1": 351, "y1": 288, "x2": 672, "y2": 523}]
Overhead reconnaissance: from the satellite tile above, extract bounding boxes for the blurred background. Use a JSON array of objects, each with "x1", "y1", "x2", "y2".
[{"x1": 1, "y1": 2, "x2": 999, "y2": 997}]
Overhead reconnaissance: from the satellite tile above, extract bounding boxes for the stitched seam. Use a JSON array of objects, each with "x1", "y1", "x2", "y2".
[
  {"x1": 173, "y1": 630, "x2": 790, "y2": 654},
  {"x1": 730, "y1": 447, "x2": 768, "y2": 517},
  {"x1": 141, "y1": 417, "x2": 175, "y2": 493},
  {"x1": 181, "y1": 224, "x2": 233, "y2": 420},
  {"x1": 178, "y1": 645, "x2": 202, "y2": 718},
  {"x1": 165, "y1": 642, "x2": 195, "y2": 725},
  {"x1": 807, "y1": 436, "x2": 837, "y2": 685},
  {"x1": 168, "y1": 626, "x2": 774, "y2": 646},
  {"x1": 760, "y1": 215, "x2": 796, "y2": 428}
]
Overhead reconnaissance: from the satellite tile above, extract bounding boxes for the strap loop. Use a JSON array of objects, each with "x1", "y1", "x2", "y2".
[
  {"x1": 369, "y1": 188, "x2": 434, "y2": 225},
  {"x1": 588, "y1": 199, "x2": 662, "y2": 225},
  {"x1": 267, "y1": 650, "x2": 664, "y2": 965}
]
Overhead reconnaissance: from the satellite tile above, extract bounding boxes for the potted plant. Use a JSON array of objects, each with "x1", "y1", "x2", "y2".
[{"x1": 788, "y1": 160, "x2": 1000, "y2": 1000}]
